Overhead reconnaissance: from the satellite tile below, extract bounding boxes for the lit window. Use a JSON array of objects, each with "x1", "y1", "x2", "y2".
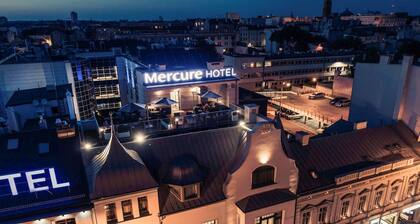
[
  {"x1": 358, "y1": 195, "x2": 367, "y2": 212},
  {"x1": 138, "y1": 197, "x2": 150, "y2": 216},
  {"x1": 56, "y1": 218, "x2": 76, "y2": 224},
  {"x1": 256, "y1": 62, "x2": 263, "y2": 68},
  {"x1": 265, "y1": 61, "x2": 272, "y2": 67},
  {"x1": 340, "y1": 201, "x2": 350, "y2": 218},
  {"x1": 374, "y1": 191, "x2": 383, "y2": 207},
  {"x1": 121, "y1": 200, "x2": 133, "y2": 221},
  {"x1": 318, "y1": 207, "x2": 327, "y2": 223},
  {"x1": 301, "y1": 211, "x2": 310, "y2": 224},
  {"x1": 105, "y1": 203, "x2": 117, "y2": 224},
  {"x1": 184, "y1": 184, "x2": 199, "y2": 200},
  {"x1": 203, "y1": 219, "x2": 218, "y2": 224},
  {"x1": 255, "y1": 212, "x2": 282, "y2": 224},
  {"x1": 252, "y1": 166, "x2": 275, "y2": 189}
]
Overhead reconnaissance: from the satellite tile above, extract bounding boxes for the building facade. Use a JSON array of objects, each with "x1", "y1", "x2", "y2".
[{"x1": 224, "y1": 52, "x2": 354, "y2": 91}]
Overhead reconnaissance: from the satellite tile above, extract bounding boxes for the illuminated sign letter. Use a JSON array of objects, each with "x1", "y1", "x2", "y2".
[
  {"x1": 49, "y1": 168, "x2": 70, "y2": 189},
  {"x1": 0, "y1": 173, "x2": 21, "y2": 196},
  {"x1": 144, "y1": 73, "x2": 158, "y2": 84},
  {"x1": 26, "y1": 169, "x2": 49, "y2": 193}
]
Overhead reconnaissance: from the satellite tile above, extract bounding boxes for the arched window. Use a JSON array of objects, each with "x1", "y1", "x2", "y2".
[{"x1": 252, "y1": 165, "x2": 275, "y2": 189}]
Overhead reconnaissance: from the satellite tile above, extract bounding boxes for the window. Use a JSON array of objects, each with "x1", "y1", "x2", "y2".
[
  {"x1": 7, "y1": 139, "x2": 18, "y2": 150},
  {"x1": 255, "y1": 212, "x2": 282, "y2": 224},
  {"x1": 184, "y1": 184, "x2": 199, "y2": 200},
  {"x1": 105, "y1": 203, "x2": 117, "y2": 224},
  {"x1": 38, "y1": 143, "x2": 49, "y2": 154},
  {"x1": 203, "y1": 220, "x2": 218, "y2": 224},
  {"x1": 121, "y1": 200, "x2": 133, "y2": 221},
  {"x1": 318, "y1": 207, "x2": 327, "y2": 223},
  {"x1": 252, "y1": 166, "x2": 275, "y2": 189},
  {"x1": 374, "y1": 191, "x2": 383, "y2": 207},
  {"x1": 340, "y1": 201, "x2": 350, "y2": 218},
  {"x1": 301, "y1": 211, "x2": 310, "y2": 224},
  {"x1": 358, "y1": 195, "x2": 367, "y2": 212},
  {"x1": 56, "y1": 218, "x2": 76, "y2": 224},
  {"x1": 138, "y1": 197, "x2": 150, "y2": 216},
  {"x1": 390, "y1": 186, "x2": 398, "y2": 202},
  {"x1": 408, "y1": 179, "x2": 416, "y2": 196}
]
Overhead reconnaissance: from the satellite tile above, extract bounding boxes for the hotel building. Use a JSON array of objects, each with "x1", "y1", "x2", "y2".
[{"x1": 119, "y1": 48, "x2": 239, "y2": 112}]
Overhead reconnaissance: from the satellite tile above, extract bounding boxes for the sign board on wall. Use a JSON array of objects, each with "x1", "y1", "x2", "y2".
[
  {"x1": 0, "y1": 168, "x2": 70, "y2": 196},
  {"x1": 143, "y1": 67, "x2": 238, "y2": 87}
]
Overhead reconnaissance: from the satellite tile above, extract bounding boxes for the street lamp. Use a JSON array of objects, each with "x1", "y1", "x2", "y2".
[{"x1": 280, "y1": 82, "x2": 291, "y2": 107}]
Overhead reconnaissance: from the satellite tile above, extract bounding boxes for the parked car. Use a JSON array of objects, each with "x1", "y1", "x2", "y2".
[
  {"x1": 330, "y1": 96, "x2": 347, "y2": 105},
  {"x1": 279, "y1": 108, "x2": 303, "y2": 120},
  {"x1": 335, "y1": 99, "x2": 351, "y2": 107},
  {"x1": 308, "y1": 92, "x2": 325, "y2": 100}
]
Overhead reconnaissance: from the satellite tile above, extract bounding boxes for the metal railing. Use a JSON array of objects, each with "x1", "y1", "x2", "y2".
[{"x1": 112, "y1": 108, "x2": 243, "y2": 140}]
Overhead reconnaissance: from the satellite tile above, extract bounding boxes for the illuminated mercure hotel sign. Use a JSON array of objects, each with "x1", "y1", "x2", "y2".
[
  {"x1": 144, "y1": 67, "x2": 237, "y2": 87},
  {"x1": 0, "y1": 168, "x2": 70, "y2": 196}
]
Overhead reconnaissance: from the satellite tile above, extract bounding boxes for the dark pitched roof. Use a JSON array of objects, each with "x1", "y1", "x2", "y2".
[
  {"x1": 0, "y1": 130, "x2": 91, "y2": 223},
  {"x1": 124, "y1": 126, "x2": 247, "y2": 215},
  {"x1": 87, "y1": 129, "x2": 158, "y2": 199},
  {"x1": 6, "y1": 84, "x2": 73, "y2": 107},
  {"x1": 321, "y1": 119, "x2": 355, "y2": 136},
  {"x1": 285, "y1": 121, "x2": 420, "y2": 195},
  {"x1": 163, "y1": 154, "x2": 207, "y2": 186},
  {"x1": 236, "y1": 189, "x2": 295, "y2": 213}
]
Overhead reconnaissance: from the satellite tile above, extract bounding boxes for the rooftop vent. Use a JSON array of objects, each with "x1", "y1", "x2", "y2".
[
  {"x1": 295, "y1": 131, "x2": 310, "y2": 146},
  {"x1": 384, "y1": 143, "x2": 402, "y2": 153}
]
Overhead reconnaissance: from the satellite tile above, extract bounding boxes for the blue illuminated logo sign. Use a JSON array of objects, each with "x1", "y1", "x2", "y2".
[
  {"x1": 0, "y1": 168, "x2": 70, "y2": 196},
  {"x1": 143, "y1": 67, "x2": 237, "y2": 87}
]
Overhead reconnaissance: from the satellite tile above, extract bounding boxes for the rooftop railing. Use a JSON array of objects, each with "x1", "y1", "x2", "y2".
[{"x1": 108, "y1": 108, "x2": 243, "y2": 141}]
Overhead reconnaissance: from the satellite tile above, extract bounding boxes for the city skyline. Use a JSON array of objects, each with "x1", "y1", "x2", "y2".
[{"x1": 0, "y1": 0, "x2": 419, "y2": 21}]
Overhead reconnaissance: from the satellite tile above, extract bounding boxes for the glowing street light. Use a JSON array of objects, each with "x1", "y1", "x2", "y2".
[
  {"x1": 134, "y1": 133, "x2": 147, "y2": 143},
  {"x1": 312, "y1": 78, "x2": 317, "y2": 82},
  {"x1": 84, "y1": 143, "x2": 92, "y2": 150}
]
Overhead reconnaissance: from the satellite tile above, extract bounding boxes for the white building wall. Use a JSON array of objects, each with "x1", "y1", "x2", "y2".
[{"x1": 349, "y1": 56, "x2": 416, "y2": 129}]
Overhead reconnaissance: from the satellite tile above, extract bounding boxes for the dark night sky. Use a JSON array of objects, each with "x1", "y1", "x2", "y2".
[{"x1": 0, "y1": 0, "x2": 419, "y2": 20}]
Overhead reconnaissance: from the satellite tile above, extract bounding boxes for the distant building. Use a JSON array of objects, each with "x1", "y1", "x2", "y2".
[
  {"x1": 70, "y1": 11, "x2": 78, "y2": 24},
  {"x1": 322, "y1": 0, "x2": 332, "y2": 17},
  {"x1": 0, "y1": 16, "x2": 7, "y2": 26},
  {"x1": 224, "y1": 52, "x2": 354, "y2": 91},
  {"x1": 349, "y1": 55, "x2": 420, "y2": 135},
  {"x1": 341, "y1": 12, "x2": 409, "y2": 27}
]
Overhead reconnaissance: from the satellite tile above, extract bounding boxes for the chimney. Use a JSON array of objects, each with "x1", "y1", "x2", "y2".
[
  {"x1": 244, "y1": 104, "x2": 259, "y2": 124},
  {"x1": 354, "y1": 121, "x2": 367, "y2": 130},
  {"x1": 295, "y1": 131, "x2": 310, "y2": 146}
]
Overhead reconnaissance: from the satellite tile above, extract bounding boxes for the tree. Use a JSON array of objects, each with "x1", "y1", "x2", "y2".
[
  {"x1": 270, "y1": 26, "x2": 325, "y2": 52},
  {"x1": 330, "y1": 36, "x2": 362, "y2": 50}
]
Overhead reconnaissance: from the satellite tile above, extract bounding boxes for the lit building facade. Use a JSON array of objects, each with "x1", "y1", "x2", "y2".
[{"x1": 224, "y1": 52, "x2": 354, "y2": 91}]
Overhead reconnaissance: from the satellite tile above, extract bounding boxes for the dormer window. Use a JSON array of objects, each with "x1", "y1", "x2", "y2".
[
  {"x1": 170, "y1": 183, "x2": 201, "y2": 202},
  {"x1": 165, "y1": 155, "x2": 206, "y2": 202},
  {"x1": 184, "y1": 184, "x2": 199, "y2": 200},
  {"x1": 252, "y1": 165, "x2": 275, "y2": 189}
]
